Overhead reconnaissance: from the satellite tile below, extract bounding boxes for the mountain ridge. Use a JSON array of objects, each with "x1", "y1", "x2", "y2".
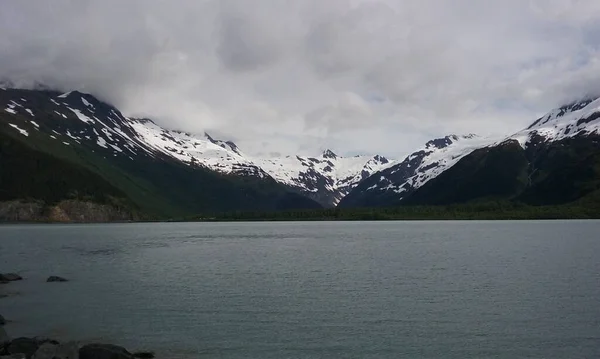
[
  {"x1": 341, "y1": 97, "x2": 600, "y2": 208},
  {"x1": 3, "y1": 86, "x2": 600, "y2": 217},
  {"x1": 0, "y1": 87, "x2": 323, "y2": 217}
]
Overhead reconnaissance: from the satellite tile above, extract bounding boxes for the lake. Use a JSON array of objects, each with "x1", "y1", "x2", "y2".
[{"x1": 1, "y1": 221, "x2": 599, "y2": 358}]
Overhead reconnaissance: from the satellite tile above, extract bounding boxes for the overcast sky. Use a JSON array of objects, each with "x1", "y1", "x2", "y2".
[{"x1": 2, "y1": 0, "x2": 600, "y2": 158}]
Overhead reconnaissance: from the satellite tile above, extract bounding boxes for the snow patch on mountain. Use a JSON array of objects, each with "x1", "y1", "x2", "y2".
[
  {"x1": 253, "y1": 149, "x2": 394, "y2": 205},
  {"x1": 380, "y1": 134, "x2": 494, "y2": 195},
  {"x1": 506, "y1": 97, "x2": 600, "y2": 148},
  {"x1": 339, "y1": 134, "x2": 498, "y2": 207},
  {"x1": 68, "y1": 107, "x2": 95, "y2": 124},
  {"x1": 409, "y1": 135, "x2": 496, "y2": 189},
  {"x1": 127, "y1": 118, "x2": 268, "y2": 177},
  {"x1": 8, "y1": 123, "x2": 28, "y2": 136},
  {"x1": 81, "y1": 97, "x2": 94, "y2": 108}
]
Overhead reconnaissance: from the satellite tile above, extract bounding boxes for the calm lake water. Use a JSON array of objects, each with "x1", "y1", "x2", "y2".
[{"x1": 1, "y1": 221, "x2": 599, "y2": 358}]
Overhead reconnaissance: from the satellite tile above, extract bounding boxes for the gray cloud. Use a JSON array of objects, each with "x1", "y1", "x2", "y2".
[{"x1": 2, "y1": 0, "x2": 600, "y2": 157}]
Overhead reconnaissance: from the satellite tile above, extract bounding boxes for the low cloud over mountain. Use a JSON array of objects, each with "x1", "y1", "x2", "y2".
[{"x1": 2, "y1": 0, "x2": 600, "y2": 157}]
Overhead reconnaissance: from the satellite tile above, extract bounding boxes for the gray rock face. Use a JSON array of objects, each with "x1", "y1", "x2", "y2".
[
  {"x1": 0, "y1": 274, "x2": 22, "y2": 282},
  {"x1": 79, "y1": 344, "x2": 132, "y2": 359},
  {"x1": 32, "y1": 342, "x2": 79, "y2": 359},
  {"x1": 46, "y1": 276, "x2": 68, "y2": 283},
  {"x1": 7, "y1": 338, "x2": 38, "y2": 359}
]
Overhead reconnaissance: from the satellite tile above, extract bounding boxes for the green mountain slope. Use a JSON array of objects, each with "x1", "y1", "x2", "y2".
[
  {"x1": 0, "y1": 89, "x2": 321, "y2": 220},
  {"x1": 402, "y1": 135, "x2": 600, "y2": 207}
]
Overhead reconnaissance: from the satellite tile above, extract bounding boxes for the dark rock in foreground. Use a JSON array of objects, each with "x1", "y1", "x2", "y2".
[
  {"x1": 30, "y1": 343, "x2": 55, "y2": 359},
  {"x1": 132, "y1": 351, "x2": 155, "y2": 358},
  {"x1": 0, "y1": 274, "x2": 22, "y2": 282},
  {"x1": 79, "y1": 344, "x2": 133, "y2": 359},
  {"x1": 1, "y1": 329, "x2": 148, "y2": 359},
  {"x1": 0, "y1": 315, "x2": 5, "y2": 326},
  {"x1": 1, "y1": 354, "x2": 26, "y2": 359},
  {"x1": 0, "y1": 327, "x2": 10, "y2": 347},
  {"x1": 46, "y1": 276, "x2": 68, "y2": 283},
  {"x1": 32, "y1": 339, "x2": 59, "y2": 347},
  {"x1": 32, "y1": 341, "x2": 78, "y2": 359},
  {"x1": 7, "y1": 338, "x2": 38, "y2": 359}
]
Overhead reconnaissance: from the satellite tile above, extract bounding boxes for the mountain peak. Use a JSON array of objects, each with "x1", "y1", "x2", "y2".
[
  {"x1": 527, "y1": 97, "x2": 600, "y2": 130},
  {"x1": 559, "y1": 98, "x2": 596, "y2": 112},
  {"x1": 372, "y1": 154, "x2": 389, "y2": 164},
  {"x1": 425, "y1": 135, "x2": 459, "y2": 149},
  {"x1": 425, "y1": 134, "x2": 478, "y2": 150},
  {"x1": 132, "y1": 117, "x2": 156, "y2": 125},
  {"x1": 322, "y1": 149, "x2": 338, "y2": 159},
  {"x1": 204, "y1": 132, "x2": 242, "y2": 156},
  {"x1": 204, "y1": 132, "x2": 216, "y2": 142}
]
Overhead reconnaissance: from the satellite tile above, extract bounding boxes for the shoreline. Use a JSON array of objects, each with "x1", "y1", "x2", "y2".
[{"x1": 1, "y1": 275, "x2": 155, "y2": 359}]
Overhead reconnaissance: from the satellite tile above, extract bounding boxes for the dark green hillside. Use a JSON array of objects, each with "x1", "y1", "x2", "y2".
[
  {"x1": 189, "y1": 199, "x2": 600, "y2": 221},
  {"x1": 402, "y1": 140, "x2": 529, "y2": 205},
  {"x1": 0, "y1": 96, "x2": 321, "y2": 220},
  {"x1": 518, "y1": 135, "x2": 600, "y2": 205},
  {"x1": 0, "y1": 131, "x2": 133, "y2": 208},
  {"x1": 0, "y1": 123, "x2": 320, "y2": 218}
]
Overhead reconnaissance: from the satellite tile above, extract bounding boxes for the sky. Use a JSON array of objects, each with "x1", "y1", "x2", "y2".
[{"x1": 1, "y1": 0, "x2": 600, "y2": 158}]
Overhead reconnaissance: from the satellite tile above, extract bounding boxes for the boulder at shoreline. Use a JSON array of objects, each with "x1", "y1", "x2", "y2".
[
  {"x1": 1, "y1": 330, "x2": 150, "y2": 359},
  {"x1": 6, "y1": 338, "x2": 38, "y2": 359},
  {"x1": 31, "y1": 341, "x2": 78, "y2": 359}
]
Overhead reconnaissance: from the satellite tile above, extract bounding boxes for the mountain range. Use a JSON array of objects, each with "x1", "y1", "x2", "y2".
[
  {"x1": 1, "y1": 86, "x2": 599, "y2": 220},
  {"x1": 340, "y1": 97, "x2": 600, "y2": 208},
  {"x1": 0, "y1": 87, "x2": 391, "y2": 219}
]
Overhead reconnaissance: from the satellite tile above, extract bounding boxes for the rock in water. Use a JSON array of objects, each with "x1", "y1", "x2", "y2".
[
  {"x1": 46, "y1": 276, "x2": 68, "y2": 283},
  {"x1": 7, "y1": 338, "x2": 38, "y2": 359},
  {"x1": 32, "y1": 342, "x2": 78, "y2": 359},
  {"x1": 0, "y1": 274, "x2": 22, "y2": 282},
  {"x1": 79, "y1": 344, "x2": 133, "y2": 359}
]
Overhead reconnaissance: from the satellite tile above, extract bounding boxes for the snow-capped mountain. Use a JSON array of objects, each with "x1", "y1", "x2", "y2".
[
  {"x1": 341, "y1": 97, "x2": 600, "y2": 208},
  {"x1": 1, "y1": 88, "x2": 391, "y2": 207},
  {"x1": 127, "y1": 118, "x2": 269, "y2": 177},
  {"x1": 0, "y1": 88, "x2": 324, "y2": 215},
  {"x1": 4, "y1": 86, "x2": 598, "y2": 213},
  {"x1": 1, "y1": 89, "x2": 269, "y2": 177},
  {"x1": 504, "y1": 97, "x2": 600, "y2": 148},
  {"x1": 338, "y1": 134, "x2": 492, "y2": 207},
  {"x1": 254, "y1": 150, "x2": 393, "y2": 207}
]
